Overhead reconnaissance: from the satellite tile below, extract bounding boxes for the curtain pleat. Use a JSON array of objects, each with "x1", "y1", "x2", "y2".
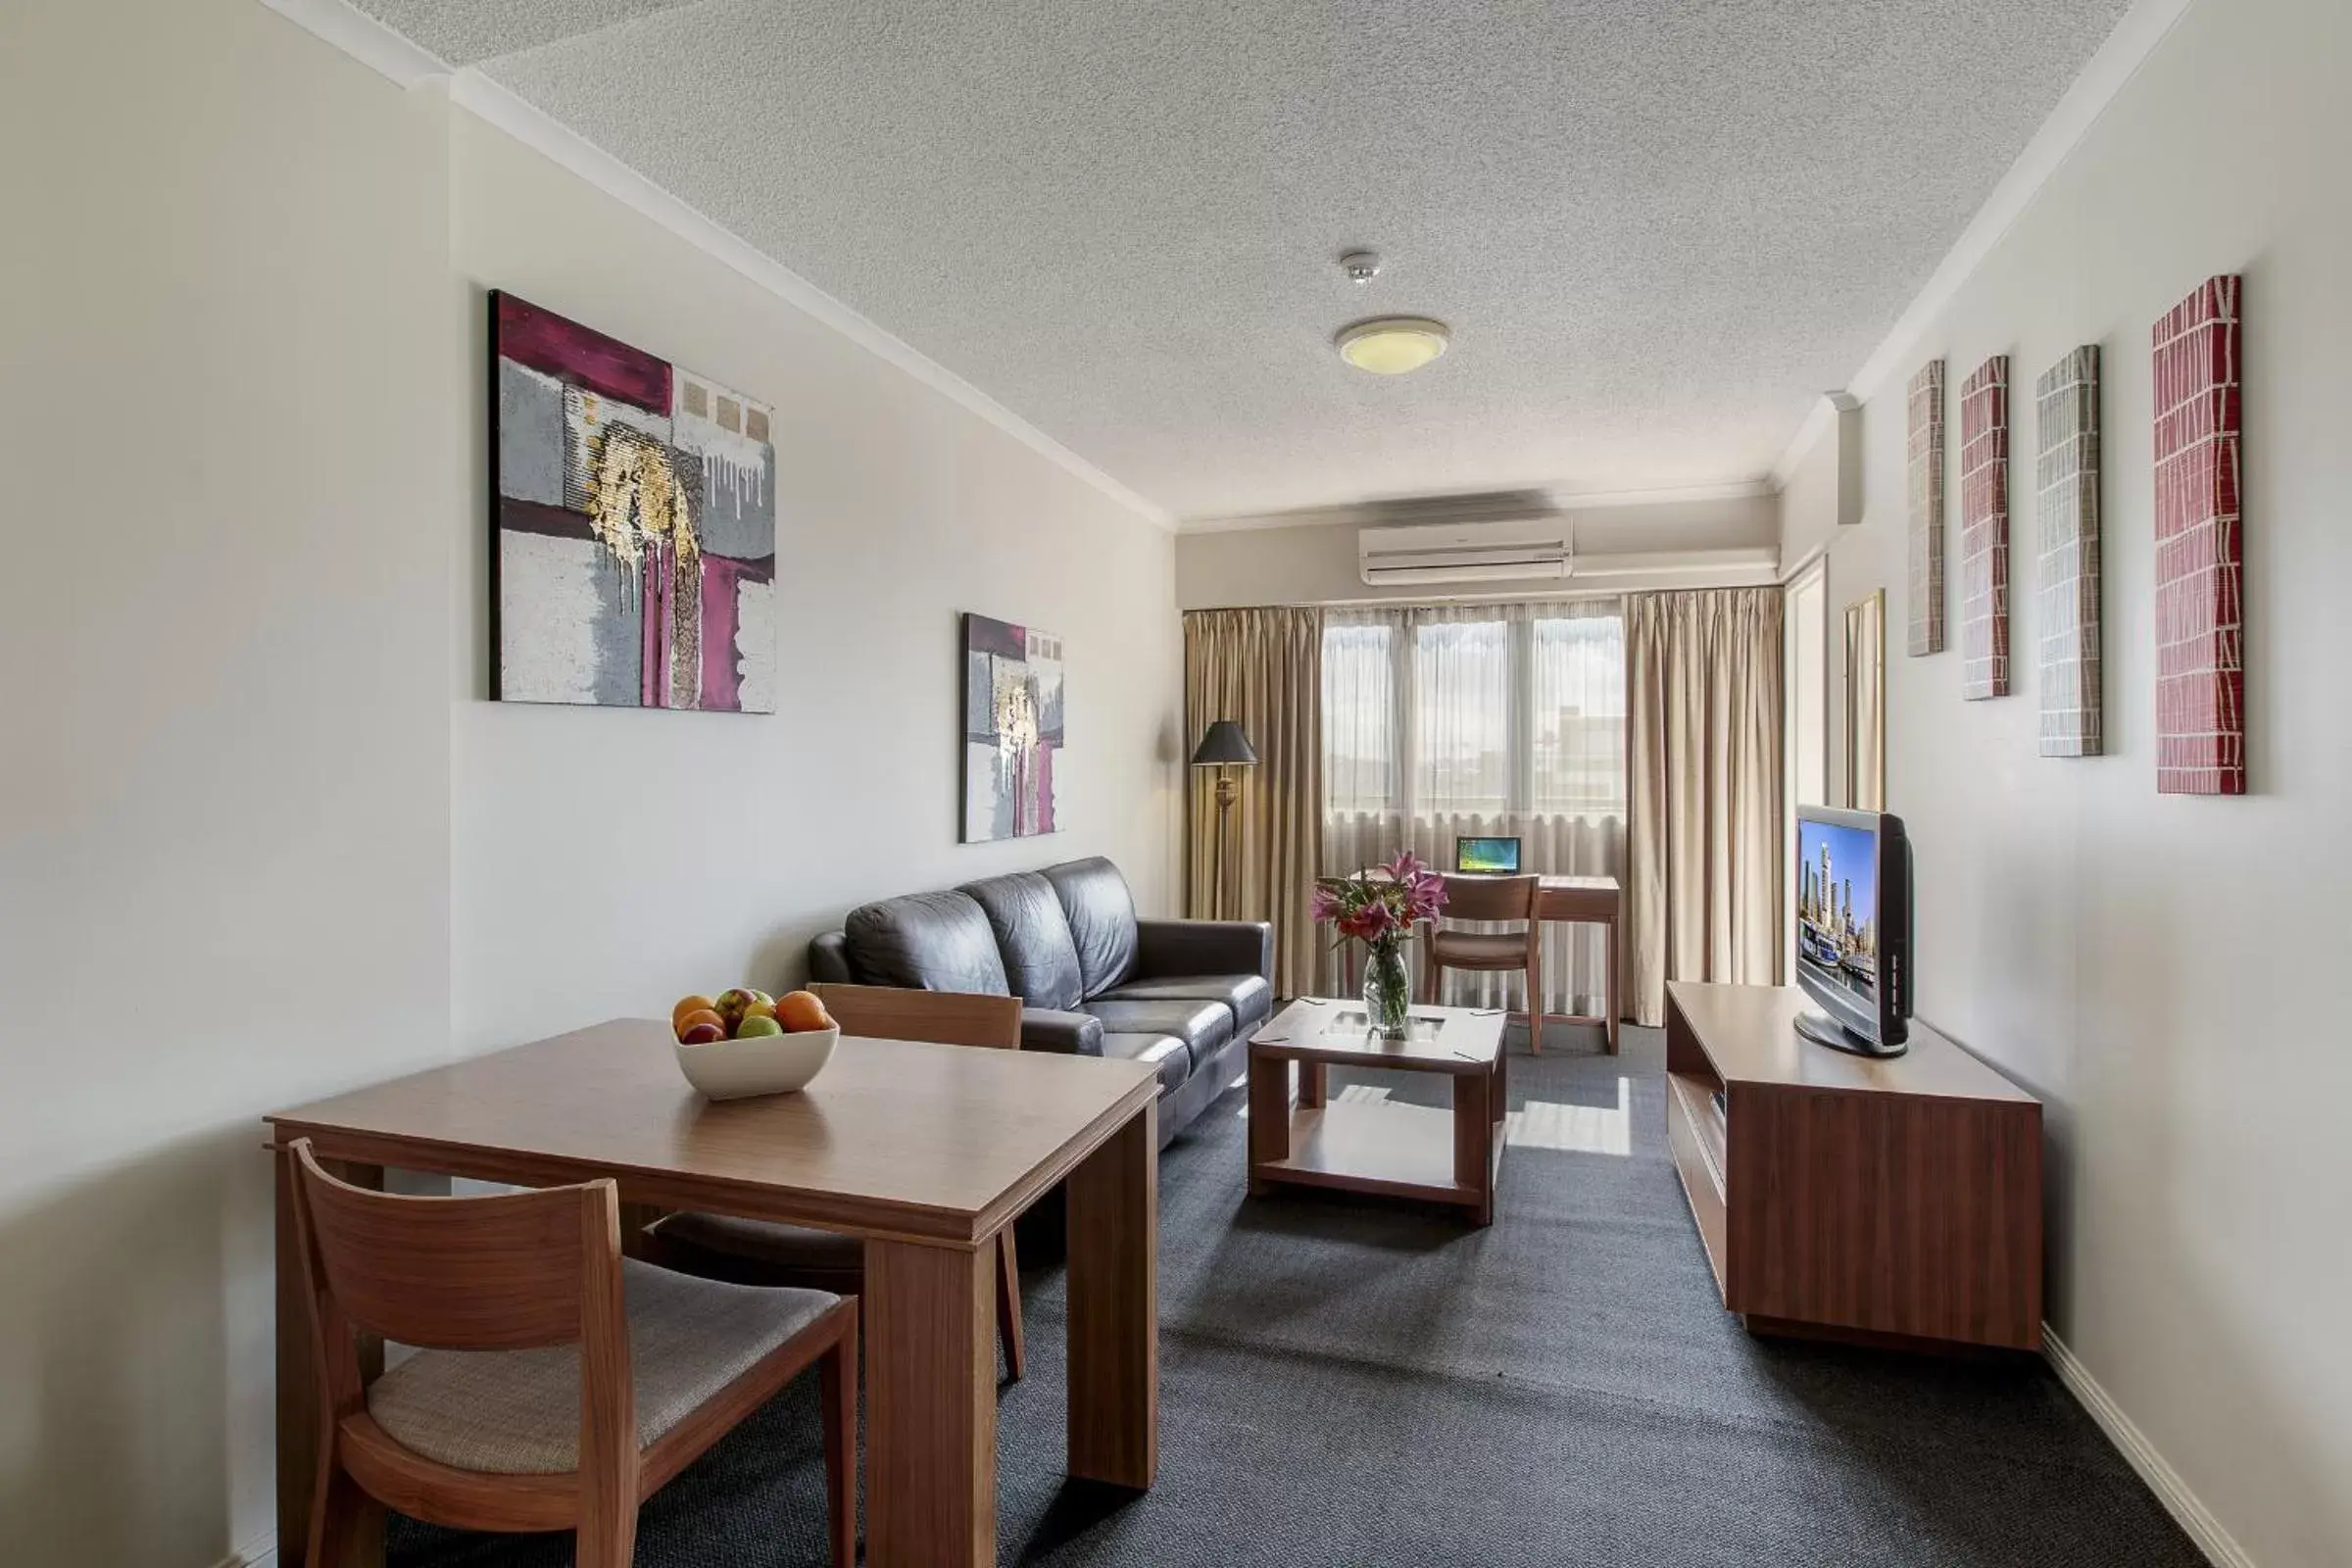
[
  {"x1": 1626, "y1": 588, "x2": 1786, "y2": 1025},
  {"x1": 1183, "y1": 608, "x2": 1324, "y2": 997}
]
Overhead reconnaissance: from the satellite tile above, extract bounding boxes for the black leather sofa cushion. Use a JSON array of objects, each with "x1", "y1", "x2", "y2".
[
  {"x1": 1135, "y1": 918, "x2": 1274, "y2": 995},
  {"x1": 958, "y1": 871, "x2": 1085, "y2": 1010},
  {"x1": 1093, "y1": 972, "x2": 1273, "y2": 1033},
  {"x1": 842, "y1": 890, "x2": 1010, "y2": 995},
  {"x1": 1044, "y1": 857, "x2": 1140, "y2": 997},
  {"x1": 1100, "y1": 1032, "x2": 1191, "y2": 1097},
  {"x1": 1078, "y1": 997, "x2": 1231, "y2": 1059}
]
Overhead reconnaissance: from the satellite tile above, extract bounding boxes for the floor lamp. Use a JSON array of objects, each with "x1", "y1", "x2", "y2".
[{"x1": 1190, "y1": 719, "x2": 1258, "y2": 920}]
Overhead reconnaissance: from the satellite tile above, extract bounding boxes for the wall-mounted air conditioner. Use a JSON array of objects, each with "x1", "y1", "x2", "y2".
[{"x1": 1357, "y1": 516, "x2": 1572, "y2": 586}]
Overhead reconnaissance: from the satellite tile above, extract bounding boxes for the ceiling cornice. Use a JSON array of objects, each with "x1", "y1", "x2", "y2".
[
  {"x1": 1767, "y1": 0, "x2": 2195, "y2": 488},
  {"x1": 257, "y1": 0, "x2": 1177, "y2": 531}
]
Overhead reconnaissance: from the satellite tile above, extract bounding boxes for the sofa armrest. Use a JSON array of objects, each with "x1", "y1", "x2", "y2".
[
  {"x1": 1021, "y1": 1008, "x2": 1104, "y2": 1057},
  {"x1": 1133, "y1": 918, "x2": 1274, "y2": 985}
]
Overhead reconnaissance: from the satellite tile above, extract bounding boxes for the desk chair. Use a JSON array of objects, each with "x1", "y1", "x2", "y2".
[
  {"x1": 284, "y1": 1139, "x2": 856, "y2": 1568},
  {"x1": 1423, "y1": 872, "x2": 1545, "y2": 1051},
  {"x1": 643, "y1": 983, "x2": 1031, "y2": 1381}
]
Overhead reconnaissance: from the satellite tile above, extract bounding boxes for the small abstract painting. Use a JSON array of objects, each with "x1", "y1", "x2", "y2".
[
  {"x1": 1958, "y1": 355, "x2": 2011, "y2": 700},
  {"x1": 490, "y1": 292, "x2": 776, "y2": 711},
  {"x1": 2152, "y1": 275, "x2": 2245, "y2": 794},
  {"x1": 2036, "y1": 346, "x2": 2103, "y2": 756},
  {"x1": 1906, "y1": 360, "x2": 1947, "y2": 657},
  {"x1": 961, "y1": 613, "x2": 1064, "y2": 842}
]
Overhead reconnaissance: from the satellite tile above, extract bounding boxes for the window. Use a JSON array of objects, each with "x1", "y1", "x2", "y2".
[{"x1": 1324, "y1": 602, "x2": 1626, "y2": 823}]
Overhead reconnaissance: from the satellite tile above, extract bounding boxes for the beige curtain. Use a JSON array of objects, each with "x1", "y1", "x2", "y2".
[
  {"x1": 1627, "y1": 588, "x2": 1785, "y2": 1025},
  {"x1": 1184, "y1": 608, "x2": 1323, "y2": 997}
]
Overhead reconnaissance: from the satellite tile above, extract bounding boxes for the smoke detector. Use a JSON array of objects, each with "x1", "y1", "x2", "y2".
[{"x1": 1339, "y1": 250, "x2": 1382, "y2": 284}]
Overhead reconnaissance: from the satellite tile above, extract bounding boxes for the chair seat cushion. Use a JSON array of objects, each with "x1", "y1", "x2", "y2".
[
  {"x1": 1100, "y1": 1032, "x2": 1192, "y2": 1095},
  {"x1": 367, "y1": 1259, "x2": 835, "y2": 1475},
  {"x1": 1431, "y1": 930, "x2": 1532, "y2": 967},
  {"x1": 1078, "y1": 997, "x2": 1230, "y2": 1058},
  {"x1": 1092, "y1": 972, "x2": 1274, "y2": 1032},
  {"x1": 645, "y1": 1213, "x2": 863, "y2": 1285}
]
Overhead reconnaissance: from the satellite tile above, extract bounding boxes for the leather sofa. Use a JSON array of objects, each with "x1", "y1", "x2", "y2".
[{"x1": 808, "y1": 857, "x2": 1273, "y2": 1147}]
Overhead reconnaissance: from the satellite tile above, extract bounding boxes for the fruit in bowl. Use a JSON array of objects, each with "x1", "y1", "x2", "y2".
[{"x1": 670, "y1": 986, "x2": 839, "y2": 1100}]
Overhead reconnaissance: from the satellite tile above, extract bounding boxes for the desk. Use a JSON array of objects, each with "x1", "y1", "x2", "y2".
[
  {"x1": 267, "y1": 1020, "x2": 1161, "y2": 1568},
  {"x1": 1359, "y1": 870, "x2": 1622, "y2": 1054}
]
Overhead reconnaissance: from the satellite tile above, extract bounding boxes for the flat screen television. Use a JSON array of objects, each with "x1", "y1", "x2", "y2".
[{"x1": 1792, "y1": 805, "x2": 1912, "y2": 1056}]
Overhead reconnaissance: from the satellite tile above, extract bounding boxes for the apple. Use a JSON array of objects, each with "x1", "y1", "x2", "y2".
[
  {"x1": 740, "y1": 998, "x2": 780, "y2": 1026},
  {"x1": 714, "y1": 988, "x2": 772, "y2": 1029},
  {"x1": 678, "y1": 1020, "x2": 726, "y2": 1045},
  {"x1": 733, "y1": 1013, "x2": 784, "y2": 1039},
  {"x1": 676, "y1": 1007, "x2": 725, "y2": 1040}
]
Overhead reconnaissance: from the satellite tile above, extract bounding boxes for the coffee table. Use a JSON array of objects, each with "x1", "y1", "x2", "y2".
[{"x1": 1246, "y1": 999, "x2": 1508, "y2": 1225}]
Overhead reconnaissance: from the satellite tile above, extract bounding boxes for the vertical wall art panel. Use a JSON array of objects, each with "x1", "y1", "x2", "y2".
[
  {"x1": 2151, "y1": 275, "x2": 2245, "y2": 794},
  {"x1": 2036, "y1": 347, "x2": 2103, "y2": 756},
  {"x1": 961, "y1": 612, "x2": 1065, "y2": 842},
  {"x1": 1957, "y1": 356, "x2": 2012, "y2": 699},
  {"x1": 490, "y1": 292, "x2": 777, "y2": 711},
  {"x1": 1906, "y1": 361, "x2": 1947, "y2": 656}
]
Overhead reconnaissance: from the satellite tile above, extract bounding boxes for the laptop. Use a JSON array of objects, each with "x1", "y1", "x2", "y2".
[{"x1": 1453, "y1": 836, "x2": 1522, "y2": 874}]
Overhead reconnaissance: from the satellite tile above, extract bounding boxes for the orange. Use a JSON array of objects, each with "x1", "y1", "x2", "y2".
[
  {"x1": 776, "y1": 990, "x2": 830, "y2": 1033},
  {"x1": 675, "y1": 1007, "x2": 726, "y2": 1041},
  {"x1": 671, "y1": 994, "x2": 717, "y2": 1032}
]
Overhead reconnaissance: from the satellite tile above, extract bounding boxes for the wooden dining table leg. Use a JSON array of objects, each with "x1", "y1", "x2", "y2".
[
  {"x1": 863, "y1": 1236, "x2": 998, "y2": 1568},
  {"x1": 277, "y1": 1148, "x2": 383, "y2": 1568},
  {"x1": 1606, "y1": 912, "x2": 1622, "y2": 1054},
  {"x1": 1067, "y1": 1102, "x2": 1158, "y2": 1491}
]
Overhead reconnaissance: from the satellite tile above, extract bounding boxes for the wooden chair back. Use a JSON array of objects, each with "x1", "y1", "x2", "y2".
[
  {"x1": 809, "y1": 983, "x2": 1023, "y2": 1051},
  {"x1": 288, "y1": 1137, "x2": 621, "y2": 1352},
  {"x1": 1438, "y1": 872, "x2": 1540, "y2": 925}
]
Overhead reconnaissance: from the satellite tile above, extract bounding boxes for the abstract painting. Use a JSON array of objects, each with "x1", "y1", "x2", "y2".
[
  {"x1": 491, "y1": 292, "x2": 776, "y2": 711},
  {"x1": 2152, "y1": 275, "x2": 2245, "y2": 794},
  {"x1": 961, "y1": 612, "x2": 1064, "y2": 842},
  {"x1": 2036, "y1": 346, "x2": 2103, "y2": 756},
  {"x1": 1905, "y1": 360, "x2": 1947, "y2": 657},
  {"x1": 1958, "y1": 355, "x2": 2011, "y2": 700}
]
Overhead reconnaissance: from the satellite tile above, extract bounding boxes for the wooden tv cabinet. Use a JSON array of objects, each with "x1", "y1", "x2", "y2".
[{"x1": 1664, "y1": 982, "x2": 2043, "y2": 1352}]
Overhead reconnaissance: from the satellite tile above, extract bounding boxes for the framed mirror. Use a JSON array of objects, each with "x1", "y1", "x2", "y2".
[{"x1": 1843, "y1": 590, "x2": 1886, "y2": 810}]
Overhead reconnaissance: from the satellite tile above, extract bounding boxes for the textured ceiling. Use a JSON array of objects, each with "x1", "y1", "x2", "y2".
[{"x1": 363, "y1": 0, "x2": 2134, "y2": 523}]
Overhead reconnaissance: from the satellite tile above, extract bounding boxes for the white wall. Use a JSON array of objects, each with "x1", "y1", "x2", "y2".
[
  {"x1": 0, "y1": 4, "x2": 455, "y2": 1563},
  {"x1": 446, "y1": 113, "x2": 1183, "y2": 1054},
  {"x1": 1175, "y1": 492, "x2": 1779, "y2": 609},
  {"x1": 0, "y1": 1, "x2": 1181, "y2": 1562},
  {"x1": 1800, "y1": 0, "x2": 2352, "y2": 1558}
]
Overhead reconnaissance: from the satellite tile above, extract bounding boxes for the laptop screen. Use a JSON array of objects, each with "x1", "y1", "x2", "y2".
[{"x1": 1455, "y1": 836, "x2": 1522, "y2": 874}]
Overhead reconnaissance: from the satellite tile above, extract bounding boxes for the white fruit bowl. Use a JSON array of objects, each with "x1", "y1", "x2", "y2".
[{"x1": 674, "y1": 1024, "x2": 839, "y2": 1101}]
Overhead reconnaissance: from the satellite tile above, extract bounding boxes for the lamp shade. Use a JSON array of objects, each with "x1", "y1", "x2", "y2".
[{"x1": 1189, "y1": 719, "x2": 1259, "y2": 767}]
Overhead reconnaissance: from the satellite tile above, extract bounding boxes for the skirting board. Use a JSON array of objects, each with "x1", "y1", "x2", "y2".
[
  {"x1": 2043, "y1": 1324, "x2": 2255, "y2": 1567},
  {"x1": 211, "y1": 1539, "x2": 275, "y2": 1568}
]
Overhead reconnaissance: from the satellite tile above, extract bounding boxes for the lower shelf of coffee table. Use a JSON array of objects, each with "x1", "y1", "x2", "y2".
[{"x1": 1251, "y1": 1099, "x2": 1499, "y2": 1209}]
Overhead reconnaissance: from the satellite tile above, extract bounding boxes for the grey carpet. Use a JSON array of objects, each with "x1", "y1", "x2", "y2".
[{"x1": 390, "y1": 1024, "x2": 2203, "y2": 1566}]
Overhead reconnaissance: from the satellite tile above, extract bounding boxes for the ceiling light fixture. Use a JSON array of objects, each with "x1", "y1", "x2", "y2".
[{"x1": 1337, "y1": 317, "x2": 1450, "y2": 375}]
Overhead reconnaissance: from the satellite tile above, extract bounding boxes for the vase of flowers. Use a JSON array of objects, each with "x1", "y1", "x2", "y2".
[{"x1": 1311, "y1": 852, "x2": 1447, "y2": 1039}]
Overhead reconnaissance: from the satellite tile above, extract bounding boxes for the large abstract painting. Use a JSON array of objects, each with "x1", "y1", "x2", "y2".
[
  {"x1": 1905, "y1": 360, "x2": 1947, "y2": 657},
  {"x1": 2152, "y1": 275, "x2": 2245, "y2": 794},
  {"x1": 1958, "y1": 355, "x2": 2012, "y2": 700},
  {"x1": 491, "y1": 292, "x2": 776, "y2": 711},
  {"x1": 961, "y1": 613, "x2": 1064, "y2": 842},
  {"x1": 2036, "y1": 346, "x2": 2103, "y2": 757}
]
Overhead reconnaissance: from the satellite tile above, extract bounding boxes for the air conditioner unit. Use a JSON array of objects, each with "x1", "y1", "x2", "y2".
[{"x1": 1357, "y1": 516, "x2": 1572, "y2": 586}]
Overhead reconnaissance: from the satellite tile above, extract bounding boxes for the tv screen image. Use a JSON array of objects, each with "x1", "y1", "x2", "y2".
[
  {"x1": 1795, "y1": 816, "x2": 1880, "y2": 1004},
  {"x1": 1455, "y1": 836, "x2": 1522, "y2": 874},
  {"x1": 1791, "y1": 806, "x2": 1911, "y2": 1055}
]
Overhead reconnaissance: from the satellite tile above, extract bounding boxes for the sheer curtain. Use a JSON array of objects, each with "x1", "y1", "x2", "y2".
[{"x1": 1322, "y1": 599, "x2": 1626, "y2": 1016}]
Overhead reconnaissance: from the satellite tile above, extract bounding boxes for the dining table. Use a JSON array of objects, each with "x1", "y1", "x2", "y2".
[{"x1": 267, "y1": 1017, "x2": 1162, "y2": 1567}]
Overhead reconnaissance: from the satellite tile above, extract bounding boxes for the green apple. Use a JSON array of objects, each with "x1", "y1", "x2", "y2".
[{"x1": 733, "y1": 1013, "x2": 784, "y2": 1039}]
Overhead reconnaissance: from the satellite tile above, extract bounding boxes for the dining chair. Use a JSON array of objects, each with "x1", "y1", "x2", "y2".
[
  {"x1": 643, "y1": 983, "x2": 1032, "y2": 1381},
  {"x1": 1423, "y1": 871, "x2": 1545, "y2": 1052},
  {"x1": 283, "y1": 1138, "x2": 857, "y2": 1568}
]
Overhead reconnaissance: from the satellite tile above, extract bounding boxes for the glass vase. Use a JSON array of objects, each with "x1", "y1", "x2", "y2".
[{"x1": 1360, "y1": 939, "x2": 1412, "y2": 1039}]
